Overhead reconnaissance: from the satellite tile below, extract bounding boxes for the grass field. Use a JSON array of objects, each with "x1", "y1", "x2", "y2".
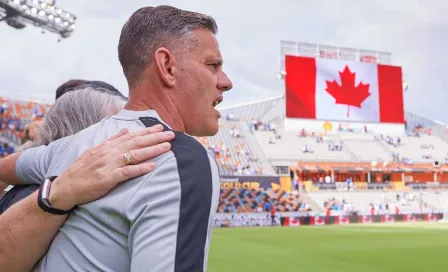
[{"x1": 208, "y1": 222, "x2": 448, "y2": 272}]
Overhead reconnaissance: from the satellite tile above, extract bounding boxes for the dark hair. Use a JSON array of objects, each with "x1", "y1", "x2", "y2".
[
  {"x1": 55, "y1": 79, "x2": 89, "y2": 99},
  {"x1": 81, "y1": 81, "x2": 127, "y2": 100},
  {"x1": 118, "y1": 5, "x2": 218, "y2": 88},
  {"x1": 55, "y1": 80, "x2": 127, "y2": 100}
]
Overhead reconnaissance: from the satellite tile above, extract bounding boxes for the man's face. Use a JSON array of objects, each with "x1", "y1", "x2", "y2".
[{"x1": 173, "y1": 29, "x2": 233, "y2": 136}]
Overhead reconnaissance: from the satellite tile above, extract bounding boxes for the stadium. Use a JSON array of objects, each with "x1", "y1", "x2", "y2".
[{"x1": 1, "y1": 1, "x2": 448, "y2": 272}]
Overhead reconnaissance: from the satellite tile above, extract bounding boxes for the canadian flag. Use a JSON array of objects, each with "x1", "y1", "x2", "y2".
[
  {"x1": 289, "y1": 217, "x2": 301, "y2": 227},
  {"x1": 361, "y1": 215, "x2": 372, "y2": 224},
  {"x1": 338, "y1": 216, "x2": 350, "y2": 225},
  {"x1": 384, "y1": 214, "x2": 395, "y2": 223},
  {"x1": 427, "y1": 214, "x2": 437, "y2": 221},
  {"x1": 285, "y1": 56, "x2": 404, "y2": 123},
  {"x1": 314, "y1": 216, "x2": 326, "y2": 225},
  {"x1": 406, "y1": 214, "x2": 417, "y2": 222}
]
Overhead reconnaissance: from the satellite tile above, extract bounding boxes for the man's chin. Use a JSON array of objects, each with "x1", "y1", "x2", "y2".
[
  {"x1": 195, "y1": 124, "x2": 219, "y2": 137},
  {"x1": 201, "y1": 129, "x2": 219, "y2": 137}
]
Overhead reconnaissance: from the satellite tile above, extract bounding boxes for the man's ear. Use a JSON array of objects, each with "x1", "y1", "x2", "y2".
[{"x1": 154, "y1": 47, "x2": 176, "y2": 87}]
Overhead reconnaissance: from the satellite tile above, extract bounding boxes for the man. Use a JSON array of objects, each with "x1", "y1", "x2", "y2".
[
  {"x1": 270, "y1": 204, "x2": 276, "y2": 226},
  {"x1": 5, "y1": 5, "x2": 231, "y2": 272}
]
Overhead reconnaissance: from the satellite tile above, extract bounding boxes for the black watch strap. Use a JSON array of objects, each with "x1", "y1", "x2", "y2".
[{"x1": 38, "y1": 176, "x2": 72, "y2": 215}]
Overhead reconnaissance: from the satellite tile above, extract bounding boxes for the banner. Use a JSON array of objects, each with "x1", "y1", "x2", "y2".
[
  {"x1": 220, "y1": 176, "x2": 280, "y2": 190},
  {"x1": 215, "y1": 213, "x2": 443, "y2": 228},
  {"x1": 426, "y1": 213, "x2": 439, "y2": 222},
  {"x1": 214, "y1": 213, "x2": 281, "y2": 228},
  {"x1": 311, "y1": 216, "x2": 326, "y2": 225},
  {"x1": 282, "y1": 217, "x2": 302, "y2": 227},
  {"x1": 337, "y1": 215, "x2": 350, "y2": 224},
  {"x1": 359, "y1": 215, "x2": 372, "y2": 224},
  {"x1": 383, "y1": 214, "x2": 395, "y2": 223},
  {"x1": 404, "y1": 214, "x2": 417, "y2": 222},
  {"x1": 283, "y1": 213, "x2": 442, "y2": 227}
]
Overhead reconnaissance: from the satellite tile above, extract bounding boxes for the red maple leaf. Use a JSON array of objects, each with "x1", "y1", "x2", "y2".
[{"x1": 325, "y1": 65, "x2": 370, "y2": 118}]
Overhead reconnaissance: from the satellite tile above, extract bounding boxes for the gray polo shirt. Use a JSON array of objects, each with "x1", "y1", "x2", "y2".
[{"x1": 16, "y1": 109, "x2": 220, "y2": 272}]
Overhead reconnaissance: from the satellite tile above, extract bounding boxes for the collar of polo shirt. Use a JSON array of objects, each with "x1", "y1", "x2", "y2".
[{"x1": 113, "y1": 109, "x2": 173, "y2": 130}]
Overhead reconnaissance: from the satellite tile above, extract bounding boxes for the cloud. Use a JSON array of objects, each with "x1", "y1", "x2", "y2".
[{"x1": 0, "y1": 0, "x2": 446, "y2": 120}]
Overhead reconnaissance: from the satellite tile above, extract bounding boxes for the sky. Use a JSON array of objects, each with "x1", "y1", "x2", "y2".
[{"x1": 0, "y1": 0, "x2": 447, "y2": 122}]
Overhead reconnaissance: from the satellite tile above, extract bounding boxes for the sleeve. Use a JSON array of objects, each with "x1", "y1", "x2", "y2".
[
  {"x1": 126, "y1": 145, "x2": 215, "y2": 272},
  {"x1": 15, "y1": 137, "x2": 71, "y2": 185}
]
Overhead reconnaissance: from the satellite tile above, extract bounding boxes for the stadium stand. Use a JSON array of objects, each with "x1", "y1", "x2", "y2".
[
  {"x1": 307, "y1": 191, "x2": 424, "y2": 215},
  {"x1": 254, "y1": 129, "x2": 353, "y2": 162},
  {"x1": 0, "y1": 138, "x2": 15, "y2": 158},
  {"x1": 197, "y1": 118, "x2": 277, "y2": 175},
  {"x1": 218, "y1": 188, "x2": 308, "y2": 213},
  {"x1": 420, "y1": 191, "x2": 448, "y2": 212},
  {"x1": 218, "y1": 96, "x2": 448, "y2": 169},
  {"x1": 0, "y1": 96, "x2": 50, "y2": 146},
  {"x1": 380, "y1": 134, "x2": 448, "y2": 163}
]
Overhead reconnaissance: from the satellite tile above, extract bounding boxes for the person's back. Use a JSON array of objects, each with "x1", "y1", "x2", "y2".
[{"x1": 19, "y1": 109, "x2": 220, "y2": 271}]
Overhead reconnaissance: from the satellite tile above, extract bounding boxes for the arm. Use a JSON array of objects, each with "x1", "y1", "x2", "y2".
[
  {"x1": 15, "y1": 137, "x2": 71, "y2": 185},
  {"x1": 0, "y1": 153, "x2": 22, "y2": 185},
  {"x1": 0, "y1": 126, "x2": 174, "y2": 272},
  {"x1": 0, "y1": 137, "x2": 66, "y2": 186},
  {"x1": 0, "y1": 181, "x2": 9, "y2": 192},
  {"x1": 0, "y1": 189, "x2": 67, "y2": 272}
]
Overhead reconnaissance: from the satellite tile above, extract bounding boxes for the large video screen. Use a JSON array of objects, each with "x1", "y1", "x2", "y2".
[{"x1": 285, "y1": 56, "x2": 404, "y2": 124}]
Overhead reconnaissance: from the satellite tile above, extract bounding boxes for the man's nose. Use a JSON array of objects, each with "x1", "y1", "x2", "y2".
[{"x1": 218, "y1": 71, "x2": 233, "y2": 92}]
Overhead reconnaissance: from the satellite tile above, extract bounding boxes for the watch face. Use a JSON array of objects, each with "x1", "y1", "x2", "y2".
[
  {"x1": 41, "y1": 179, "x2": 52, "y2": 199},
  {"x1": 38, "y1": 177, "x2": 70, "y2": 215}
]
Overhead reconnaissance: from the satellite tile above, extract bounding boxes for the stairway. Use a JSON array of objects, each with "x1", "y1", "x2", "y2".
[
  {"x1": 373, "y1": 134, "x2": 396, "y2": 157},
  {"x1": 237, "y1": 122, "x2": 276, "y2": 175}
]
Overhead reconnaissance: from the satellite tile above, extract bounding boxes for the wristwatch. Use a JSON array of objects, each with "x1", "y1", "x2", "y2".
[{"x1": 38, "y1": 176, "x2": 72, "y2": 215}]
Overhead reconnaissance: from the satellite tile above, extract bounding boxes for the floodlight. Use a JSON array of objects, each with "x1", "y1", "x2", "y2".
[{"x1": 0, "y1": 0, "x2": 77, "y2": 38}]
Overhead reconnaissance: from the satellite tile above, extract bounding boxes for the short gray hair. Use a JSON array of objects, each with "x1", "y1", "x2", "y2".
[
  {"x1": 118, "y1": 5, "x2": 218, "y2": 88},
  {"x1": 33, "y1": 87, "x2": 126, "y2": 146}
]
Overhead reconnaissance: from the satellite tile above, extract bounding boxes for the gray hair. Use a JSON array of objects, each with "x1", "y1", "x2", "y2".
[
  {"x1": 33, "y1": 87, "x2": 126, "y2": 147},
  {"x1": 118, "y1": 5, "x2": 218, "y2": 88}
]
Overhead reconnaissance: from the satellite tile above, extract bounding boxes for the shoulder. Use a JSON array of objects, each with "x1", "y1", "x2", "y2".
[
  {"x1": 138, "y1": 116, "x2": 218, "y2": 173},
  {"x1": 171, "y1": 133, "x2": 206, "y2": 154},
  {"x1": 170, "y1": 133, "x2": 218, "y2": 170},
  {"x1": 19, "y1": 135, "x2": 73, "y2": 163}
]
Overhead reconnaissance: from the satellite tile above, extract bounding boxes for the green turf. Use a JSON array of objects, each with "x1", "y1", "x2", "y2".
[{"x1": 208, "y1": 223, "x2": 448, "y2": 272}]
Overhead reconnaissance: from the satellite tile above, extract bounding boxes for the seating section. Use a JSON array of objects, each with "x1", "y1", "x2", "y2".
[
  {"x1": 420, "y1": 191, "x2": 448, "y2": 211},
  {"x1": 196, "y1": 119, "x2": 266, "y2": 175},
  {"x1": 0, "y1": 97, "x2": 50, "y2": 145},
  {"x1": 381, "y1": 135, "x2": 448, "y2": 162},
  {"x1": 0, "y1": 139, "x2": 15, "y2": 158},
  {"x1": 253, "y1": 126, "x2": 448, "y2": 164},
  {"x1": 343, "y1": 140, "x2": 392, "y2": 162},
  {"x1": 308, "y1": 191, "x2": 423, "y2": 214},
  {"x1": 217, "y1": 188, "x2": 446, "y2": 214},
  {"x1": 254, "y1": 129, "x2": 352, "y2": 162},
  {"x1": 218, "y1": 97, "x2": 448, "y2": 166},
  {"x1": 218, "y1": 188, "x2": 307, "y2": 213}
]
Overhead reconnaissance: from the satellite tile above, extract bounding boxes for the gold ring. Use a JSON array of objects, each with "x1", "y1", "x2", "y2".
[{"x1": 123, "y1": 152, "x2": 133, "y2": 165}]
